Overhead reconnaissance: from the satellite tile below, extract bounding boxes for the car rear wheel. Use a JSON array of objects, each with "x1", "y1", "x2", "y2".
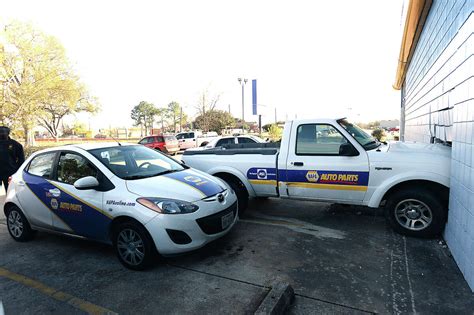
[
  {"x1": 6, "y1": 206, "x2": 35, "y2": 242},
  {"x1": 113, "y1": 221, "x2": 156, "y2": 270},
  {"x1": 385, "y1": 188, "x2": 447, "y2": 238}
]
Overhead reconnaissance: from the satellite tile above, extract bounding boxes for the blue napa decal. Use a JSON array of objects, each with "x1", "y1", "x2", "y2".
[
  {"x1": 247, "y1": 168, "x2": 277, "y2": 181},
  {"x1": 163, "y1": 170, "x2": 224, "y2": 197},
  {"x1": 23, "y1": 172, "x2": 112, "y2": 241},
  {"x1": 278, "y1": 169, "x2": 369, "y2": 186}
]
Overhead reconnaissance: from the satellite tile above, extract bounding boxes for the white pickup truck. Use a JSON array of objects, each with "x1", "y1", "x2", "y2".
[{"x1": 182, "y1": 118, "x2": 451, "y2": 238}]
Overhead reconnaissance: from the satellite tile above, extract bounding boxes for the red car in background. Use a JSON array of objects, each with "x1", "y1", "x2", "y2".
[{"x1": 138, "y1": 135, "x2": 179, "y2": 155}]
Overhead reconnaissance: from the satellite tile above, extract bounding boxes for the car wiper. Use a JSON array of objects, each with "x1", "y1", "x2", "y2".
[
  {"x1": 124, "y1": 169, "x2": 183, "y2": 180},
  {"x1": 153, "y1": 169, "x2": 183, "y2": 176}
]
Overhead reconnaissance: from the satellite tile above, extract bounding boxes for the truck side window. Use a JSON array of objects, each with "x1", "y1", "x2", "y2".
[{"x1": 296, "y1": 124, "x2": 347, "y2": 155}]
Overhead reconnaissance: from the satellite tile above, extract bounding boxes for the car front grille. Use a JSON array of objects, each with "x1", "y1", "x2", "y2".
[{"x1": 196, "y1": 202, "x2": 237, "y2": 235}]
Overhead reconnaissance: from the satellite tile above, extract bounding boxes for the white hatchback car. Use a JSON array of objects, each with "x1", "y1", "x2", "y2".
[{"x1": 4, "y1": 143, "x2": 238, "y2": 270}]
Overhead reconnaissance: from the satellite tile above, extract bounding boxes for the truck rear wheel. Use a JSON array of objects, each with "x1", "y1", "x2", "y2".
[
  {"x1": 216, "y1": 175, "x2": 248, "y2": 214},
  {"x1": 385, "y1": 188, "x2": 447, "y2": 238}
]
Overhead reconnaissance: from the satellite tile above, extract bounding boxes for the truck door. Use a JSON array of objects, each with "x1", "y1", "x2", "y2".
[{"x1": 284, "y1": 123, "x2": 369, "y2": 202}]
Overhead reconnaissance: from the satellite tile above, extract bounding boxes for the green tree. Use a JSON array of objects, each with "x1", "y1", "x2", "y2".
[
  {"x1": 0, "y1": 21, "x2": 98, "y2": 146},
  {"x1": 371, "y1": 128, "x2": 385, "y2": 141},
  {"x1": 131, "y1": 101, "x2": 158, "y2": 136},
  {"x1": 167, "y1": 101, "x2": 187, "y2": 133},
  {"x1": 194, "y1": 88, "x2": 221, "y2": 132},
  {"x1": 268, "y1": 124, "x2": 283, "y2": 141},
  {"x1": 194, "y1": 110, "x2": 234, "y2": 133}
]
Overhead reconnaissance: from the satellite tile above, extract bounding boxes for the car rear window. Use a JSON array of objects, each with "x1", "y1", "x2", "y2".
[{"x1": 165, "y1": 136, "x2": 177, "y2": 142}]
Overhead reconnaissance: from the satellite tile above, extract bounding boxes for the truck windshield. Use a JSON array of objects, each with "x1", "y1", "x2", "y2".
[
  {"x1": 89, "y1": 145, "x2": 185, "y2": 180},
  {"x1": 337, "y1": 119, "x2": 380, "y2": 150}
]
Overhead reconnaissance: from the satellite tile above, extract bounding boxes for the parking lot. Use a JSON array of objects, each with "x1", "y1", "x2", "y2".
[{"x1": 1, "y1": 188, "x2": 473, "y2": 314}]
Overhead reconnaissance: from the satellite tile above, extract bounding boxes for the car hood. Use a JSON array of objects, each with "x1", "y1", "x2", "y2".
[{"x1": 125, "y1": 168, "x2": 226, "y2": 202}]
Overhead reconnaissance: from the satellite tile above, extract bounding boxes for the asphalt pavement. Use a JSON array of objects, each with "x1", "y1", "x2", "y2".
[{"x1": 0, "y1": 187, "x2": 473, "y2": 314}]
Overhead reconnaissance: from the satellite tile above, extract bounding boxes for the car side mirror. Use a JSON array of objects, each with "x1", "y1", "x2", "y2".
[
  {"x1": 339, "y1": 143, "x2": 359, "y2": 156},
  {"x1": 74, "y1": 176, "x2": 100, "y2": 190}
]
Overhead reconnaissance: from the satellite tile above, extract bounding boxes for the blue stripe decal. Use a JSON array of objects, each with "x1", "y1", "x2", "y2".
[
  {"x1": 246, "y1": 167, "x2": 369, "y2": 186},
  {"x1": 163, "y1": 170, "x2": 224, "y2": 197},
  {"x1": 23, "y1": 172, "x2": 111, "y2": 241},
  {"x1": 278, "y1": 169, "x2": 369, "y2": 186}
]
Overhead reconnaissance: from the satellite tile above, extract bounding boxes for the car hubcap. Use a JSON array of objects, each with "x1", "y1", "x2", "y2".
[
  {"x1": 8, "y1": 210, "x2": 23, "y2": 238},
  {"x1": 395, "y1": 199, "x2": 432, "y2": 231},
  {"x1": 117, "y1": 229, "x2": 145, "y2": 266}
]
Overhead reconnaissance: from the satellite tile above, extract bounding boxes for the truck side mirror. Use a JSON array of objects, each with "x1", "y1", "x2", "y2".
[{"x1": 339, "y1": 143, "x2": 359, "y2": 156}]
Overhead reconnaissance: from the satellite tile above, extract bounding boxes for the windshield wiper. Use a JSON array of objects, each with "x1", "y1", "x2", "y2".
[
  {"x1": 363, "y1": 140, "x2": 382, "y2": 150},
  {"x1": 153, "y1": 169, "x2": 182, "y2": 176},
  {"x1": 124, "y1": 169, "x2": 182, "y2": 180}
]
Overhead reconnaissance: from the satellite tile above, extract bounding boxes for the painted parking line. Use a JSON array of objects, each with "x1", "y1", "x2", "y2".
[{"x1": 0, "y1": 267, "x2": 116, "y2": 315}]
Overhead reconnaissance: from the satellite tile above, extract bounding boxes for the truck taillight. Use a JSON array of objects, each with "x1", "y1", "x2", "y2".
[{"x1": 8, "y1": 176, "x2": 12, "y2": 184}]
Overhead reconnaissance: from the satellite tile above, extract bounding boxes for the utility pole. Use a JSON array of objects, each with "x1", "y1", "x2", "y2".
[
  {"x1": 274, "y1": 108, "x2": 277, "y2": 124},
  {"x1": 180, "y1": 106, "x2": 183, "y2": 133},
  {"x1": 228, "y1": 104, "x2": 231, "y2": 114},
  {"x1": 238, "y1": 78, "x2": 248, "y2": 132}
]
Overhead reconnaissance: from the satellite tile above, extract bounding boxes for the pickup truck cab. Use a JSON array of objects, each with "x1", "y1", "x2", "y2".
[
  {"x1": 176, "y1": 131, "x2": 219, "y2": 150},
  {"x1": 183, "y1": 118, "x2": 451, "y2": 238}
]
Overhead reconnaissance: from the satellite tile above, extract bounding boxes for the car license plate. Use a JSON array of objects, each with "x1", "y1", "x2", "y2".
[{"x1": 221, "y1": 212, "x2": 234, "y2": 230}]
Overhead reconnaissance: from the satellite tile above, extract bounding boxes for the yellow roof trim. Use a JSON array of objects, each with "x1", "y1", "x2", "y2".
[{"x1": 393, "y1": 0, "x2": 432, "y2": 90}]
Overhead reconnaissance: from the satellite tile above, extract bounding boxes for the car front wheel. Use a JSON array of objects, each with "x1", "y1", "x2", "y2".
[
  {"x1": 113, "y1": 221, "x2": 156, "y2": 270},
  {"x1": 385, "y1": 188, "x2": 447, "y2": 238},
  {"x1": 6, "y1": 206, "x2": 35, "y2": 242}
]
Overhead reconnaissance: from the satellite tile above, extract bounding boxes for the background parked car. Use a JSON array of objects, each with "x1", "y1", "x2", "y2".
[
  {"x1": 190, "y1": 135, "x2": 266, "y2": 150},
  {"x1": 138, "y1": 135, "x2": 179, "y2": 155}
]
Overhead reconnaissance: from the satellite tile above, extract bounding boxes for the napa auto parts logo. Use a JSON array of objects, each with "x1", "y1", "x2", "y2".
[{"x1": 305, "y1": 170, "x2": 319, "y2": 182}]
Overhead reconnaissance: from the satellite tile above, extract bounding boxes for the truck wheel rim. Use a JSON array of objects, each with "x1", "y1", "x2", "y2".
[
  {"x1": 117, "y1": 229, "x2": 145, "y2": 266},
  {"x1": 8, "y1": 210, "x2": 23, "y2": 238},
  {"x1": 395, "y1": 199, "x2": 432, "y2": 231}
]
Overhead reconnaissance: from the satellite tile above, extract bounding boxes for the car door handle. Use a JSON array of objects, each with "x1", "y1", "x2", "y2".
[
  {"x1": 17, "y1": 181, "x2": 25, "y2": 186},
  {"x1": 48, "y1": 188, "x2": 61, "y2": 197},
  {"x1": 292, "y1": 162, "x2": 304, "y2": 167}
]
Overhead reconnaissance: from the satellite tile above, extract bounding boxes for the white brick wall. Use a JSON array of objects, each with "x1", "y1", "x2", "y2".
[{"x1": 402, "y1": 1, "x2": 473, "y2": 291}]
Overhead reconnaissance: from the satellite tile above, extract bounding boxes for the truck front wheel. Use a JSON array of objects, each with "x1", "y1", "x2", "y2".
[{"x1": 385, "y1": 188, "x2": 447, "y2": 238}]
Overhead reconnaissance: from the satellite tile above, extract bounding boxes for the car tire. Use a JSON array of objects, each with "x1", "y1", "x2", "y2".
[
  {"x1": 113, "y1": 221, "x2": 156, "y2": 270},
  {"x1": 225, "y1": 178, "x2": 248, "y2": 215},
  {"x1": 385, "y1": 188, "x2": 447, "y2": 238},
  {"x1": 5, "y1": 205, "x2": 35, "y2": 242}
]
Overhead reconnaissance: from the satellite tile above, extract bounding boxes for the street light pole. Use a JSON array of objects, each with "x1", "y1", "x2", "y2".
[{"x1": 238, "y1": 77, "x2": 248, "y2": 132}]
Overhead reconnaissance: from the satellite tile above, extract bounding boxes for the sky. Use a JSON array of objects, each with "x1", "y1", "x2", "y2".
[{"x1": 2, "y1": 0, "x2": 405, "y2": 129}]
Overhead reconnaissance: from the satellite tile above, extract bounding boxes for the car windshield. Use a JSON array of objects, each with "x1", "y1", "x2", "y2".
[
  {"x1": 337, "y1": 119, "x2": 379, "y2": 150},
  {"x1": 89, "y1": 145, "x2": 184, "y2": 180}
]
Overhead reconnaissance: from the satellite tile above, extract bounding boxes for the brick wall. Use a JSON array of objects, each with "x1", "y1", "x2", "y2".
[{"x1": 402, "y1": 0, "x2": 473, "y2": 291}]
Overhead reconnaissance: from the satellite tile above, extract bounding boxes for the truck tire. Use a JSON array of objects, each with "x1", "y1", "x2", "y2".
[
  {"x1": 225, "y1": 178, "x2": 248, "y2": 214},
  {"x1": 385, "y1": 188, "x2": 447, "y2": 238}
]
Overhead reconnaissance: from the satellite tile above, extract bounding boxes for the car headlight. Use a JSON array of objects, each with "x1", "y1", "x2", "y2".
[{"x1": 136, "y1": 197, "x2": 199, "y2": 214}]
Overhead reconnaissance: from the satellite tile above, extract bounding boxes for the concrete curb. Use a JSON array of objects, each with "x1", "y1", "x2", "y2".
[{"x1": 254, "y1": 282, "x2": 294, "y2": 315}]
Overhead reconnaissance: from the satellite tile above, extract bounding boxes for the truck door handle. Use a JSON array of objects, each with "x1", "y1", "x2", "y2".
[{"x1": 292, "y1": 162, "x2": 304, "y2": 167}]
